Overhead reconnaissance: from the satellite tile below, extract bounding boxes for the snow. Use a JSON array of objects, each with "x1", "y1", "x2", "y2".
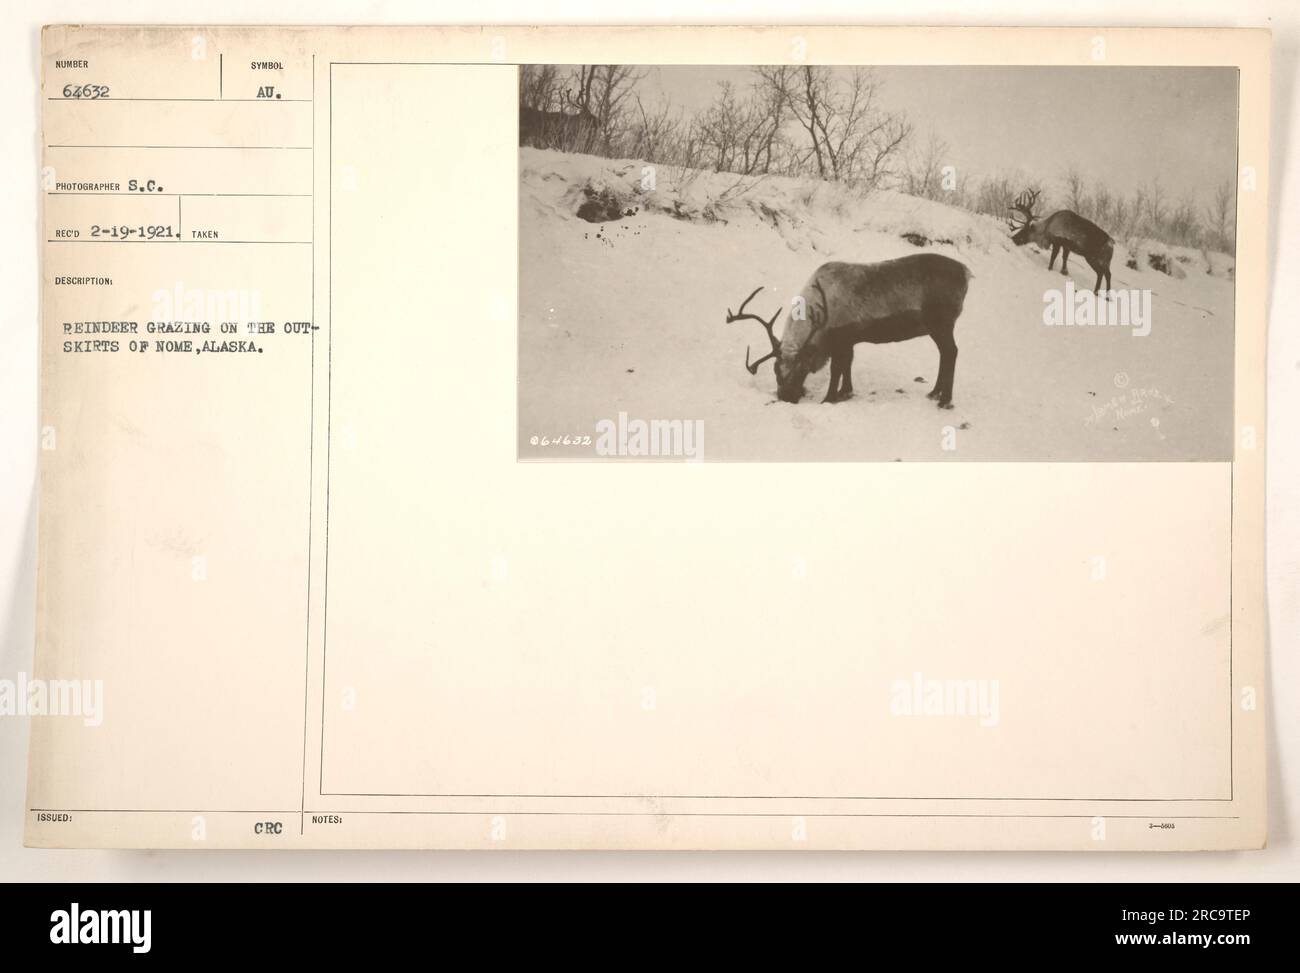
[{"x1": 518, "y1": 147, "x2": 1235, "y2": 461}]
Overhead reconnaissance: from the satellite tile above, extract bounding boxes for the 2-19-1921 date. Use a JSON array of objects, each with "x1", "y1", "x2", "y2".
[{"x1": 90, "y1": 224, "x2": 177, "y2": 240}]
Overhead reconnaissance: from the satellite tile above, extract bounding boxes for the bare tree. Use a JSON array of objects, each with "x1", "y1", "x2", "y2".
[
  {"x1": 1204, "y1": 180, "x2": 1236, "y2": 254},
  {"x1": 1141, "y1": 177, "x2": 1167, "y2": 234},
  {"x1": 1062, "y1": 166, "x2": 1088, "y2": 214},
  {"x1": 696, "y1": 82, "x2": 745, "y2": 172},
  {"x1": 756, "y1": 66, "x2": 911, "y2": 189},
  {"x1": 624, "y1": 94, "x2": 686, "y2": 163},
  {"x1": 746, "y1": 69, "x2": 793, "y2": 174},
  {"x1": 520, "y1": 64, "x2": 563, "y2": 112},
  {"x1": 1110, "y1": 194, "x2": 1132, "y2": 239},
  {"x1": 1165, "y1": 194, "x2": 1202, "y2": 248},
  {"x1": 902, "y1": 132, "x2": 951, "y2": 201},
  {"x1": 695, "y1": 80, "x2": 790, "y2": 175},
  {"x1": 967, "y1": 171, "x2": 1042, "y2": 220},
  {"x1": 567, "y1": 65, "x2": 647, "y2": 154},
  {"x1": 1090, "y1": 182, "x2": 1114, "y2": 229}
]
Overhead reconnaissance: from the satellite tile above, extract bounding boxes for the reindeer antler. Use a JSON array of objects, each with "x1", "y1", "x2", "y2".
[
  {"x1": 1007, "y1": 188, "x2": 1041, "y2": 232},
  {"x1": 726, "y1": 286, "x2": 782, "y2": 375}
]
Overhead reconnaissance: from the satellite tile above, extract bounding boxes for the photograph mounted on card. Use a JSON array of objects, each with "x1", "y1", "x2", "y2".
[{"x1": 29, "y1": 25, "x2": 1266, "y2": 851}]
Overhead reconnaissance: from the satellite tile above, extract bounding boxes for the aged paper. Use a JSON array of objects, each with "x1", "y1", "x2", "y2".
[{"x1": 28, "y1": 25, "x2": 1268, "y2": 849}]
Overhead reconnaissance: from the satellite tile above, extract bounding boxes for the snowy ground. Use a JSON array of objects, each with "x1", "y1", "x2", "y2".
[{"x1": 518, "y1": 148, "x2": 1235, "y2": 462}]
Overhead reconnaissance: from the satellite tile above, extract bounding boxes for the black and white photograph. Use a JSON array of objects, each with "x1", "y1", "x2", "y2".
[{"x1": 518, "y1": 65, "x2": 1239, "y2": 461}]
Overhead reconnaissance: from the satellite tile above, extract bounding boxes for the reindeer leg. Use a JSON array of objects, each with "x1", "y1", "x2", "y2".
[
  {"x1": 926, "y1": 339, "x2": 944, "y2": 400},
  {"x1": 1090, "y1": 259, "x2": 1106, "y2": 296},
  {"x1": 822, "y1": 350, "x2": 842, "y2": 404},
  {"x1": 1060, "y1": 247, "x2": 1071, "y2": 276},
  {"x1": 838, "y1": 345, "x2": 854, "y2": 398},
  {"x1": 933, "y1": 330, "x2": 958, "y2": 409},
  {"x1": 1048, "y1": 243, "x2": 1059, "y2": 271}
]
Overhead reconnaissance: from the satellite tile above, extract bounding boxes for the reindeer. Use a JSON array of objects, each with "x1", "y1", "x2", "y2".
[
  {"x1": 727, "y1": 253, "x2": 971, "y2": 408},
  {"x1": 1007, "y1": 189, "x2": 1113, "y2": 294},
  {"x1": 519, "y1": 88, "x2": 600, "y2": 153}
]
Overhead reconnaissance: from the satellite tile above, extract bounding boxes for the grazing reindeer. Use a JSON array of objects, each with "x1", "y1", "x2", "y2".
[
  {"x1": 519, "y1": 88, "x2": 601, "y2": 153},
  {"x1": 1008, "y1": 189, "x2": 1114, "y2": 294},
  {"x1": 726, "y1": 253, "x2": 971, "y2": 408}
]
